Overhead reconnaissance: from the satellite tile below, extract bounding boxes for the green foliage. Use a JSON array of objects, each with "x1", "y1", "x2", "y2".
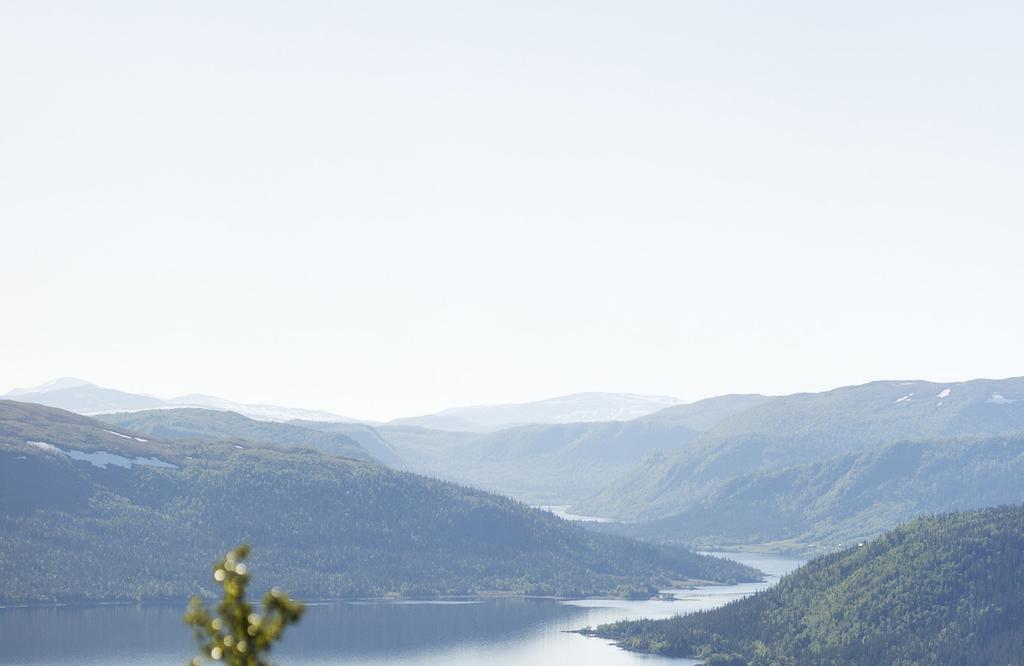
[
  {"x1": 609, "y1": 583, "x2": 659, "y2": 600},
  {"x1": 185, "y1": 544, "x2": 303, "y2": 666},
  {"x1": 703, "y1": 654, "x2": 748, "y2": 666},
  {"x1": 592, "y1": 505, "x2": 1024, "y2": 665}
]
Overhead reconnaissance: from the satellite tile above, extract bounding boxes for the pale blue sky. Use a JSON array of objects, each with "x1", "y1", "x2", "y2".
[{"x1": 2, "y1": 1, "x2": 1022, "y2": 419}]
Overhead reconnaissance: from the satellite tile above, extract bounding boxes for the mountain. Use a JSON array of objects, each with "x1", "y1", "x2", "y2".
[
  {"x1": 289, "y1": 419, "x2": 405, "y2": 467},
  {"x1": 166, "y1": 394, "x2": 358, "y2": 423},
  {"x1": 379, "y1": 420, "x2": 704, "y2": 503},
  {"x1": 4, "y1": 377, "x2": 95, "y2": 396},
  {"x1": 98, "y1": 408, "x2": 393, "y2": 465},
  {"x1": 3, "y1": 378, "x2": 357, "y2": 423},
  {"x1": 638, "y1": 394, "x2": 770, "y2": 429},
  {"x1": 373, "y1": 424, "x2": 481, "y2": 464},
  {"x1": 578, "y1": 377, "x2": 1024, "y2": 520},
  {"x1": 588, "y1": 505, "x2": 1024, "y2": 665},
  {"x1": 3, "y1": 379, "x2": 166, "y2": 413},
  {"x1": 390, "y1": 392, "x2": 685, "y2": 432},
  {"x1": 371, "y1": 394, "x2": 768, "y2": 503},
  {"x1": 0, "y1": 400, "x2": 757, "y2": 604},
  {"x1": 606, "y1": 433, "x2": 1024, "y2": 553}
]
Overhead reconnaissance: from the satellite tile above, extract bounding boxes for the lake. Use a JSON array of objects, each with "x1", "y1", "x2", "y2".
[{"x1": 0, "y1": 553, "x2": 803, "y2": 666}]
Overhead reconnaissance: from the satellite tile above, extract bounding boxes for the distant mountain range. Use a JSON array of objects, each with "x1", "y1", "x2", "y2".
[
  {"x1": 577, "y1": 377, "x2": 1024, "y2": 522},
  {"x1": 377, "y1": 394, "x2": 764, "y2": 503},
  {"x1": 601, "y1": 432, "x2": 1024, "y2": 552},
  {"x1": 3, "y1": 379, "x2": 683, "y2": 432},
  {"x1": 3, "y1": 379, "x2": 694, "y2": 502},
  {"x1": 12, "y1": 374, "x2": 1024, "y2": 554},
  {"x1": 2, "y1": 377, "x2": 358, "y2": 423},
  {"x1": 388, "y1": 392, "x2": 685, "y2": 432}
]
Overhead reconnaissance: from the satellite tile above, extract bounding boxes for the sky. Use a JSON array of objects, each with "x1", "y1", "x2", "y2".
[{"x1": 2, "y1": 1, "x2": 1022, "y2": 420}]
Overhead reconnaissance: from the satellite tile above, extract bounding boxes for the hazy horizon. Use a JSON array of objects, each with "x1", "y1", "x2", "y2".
[
  {"x1": 3, "y1": 1, "x2": 1022, "y2": 420},
  {"x1": 5, "y1": 372, "x2": 1023, "y2": 423}
]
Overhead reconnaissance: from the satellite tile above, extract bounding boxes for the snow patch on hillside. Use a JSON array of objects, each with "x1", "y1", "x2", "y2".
[{"x1": 25, "y1": 440, "x2": 178, "y2": 470}]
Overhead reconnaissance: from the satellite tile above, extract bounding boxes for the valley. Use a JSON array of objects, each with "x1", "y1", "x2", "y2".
[
  {"x1": 0, "y1": 400, "x2": 755, "y2": 605},
  {"x1": 5, "y1": 375, "x2": 1024, "y2": 664}
]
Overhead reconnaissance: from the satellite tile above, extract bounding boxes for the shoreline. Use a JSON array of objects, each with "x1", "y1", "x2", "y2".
[{"x1": 0, "y1": 576, "x2": 753, "y2": 611}]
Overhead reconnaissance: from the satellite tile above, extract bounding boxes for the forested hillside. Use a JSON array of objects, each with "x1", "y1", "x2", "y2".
[
  {"x1": 612, "y1": 434, "x2": 1024, "y2": 552},
  {"x1": 579, "y1": 377, "x2": 1024, "y2": 519},
  {"x1": 637, "y1": 394, "x2": 769, "y2": 430},
  {"x1": 99, "y1": 408, "x2": 398, "y2": 465},
  {"x1": 94, "y1": 395, "x2": 768, "y2": 504},
  {"x1": 0, "y1": 401, "x2": 756, "y2": 604},
  {"x1": 590, "y1": 505, "x2": 1024, "y2": 665},
  {"x1": 288, "y1": 418, "x2": 405, "y2": 466}
]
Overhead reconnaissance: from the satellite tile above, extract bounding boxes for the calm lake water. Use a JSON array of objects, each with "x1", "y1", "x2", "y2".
[{"x1": 0, "y1": 553, "x2": 803, "y2": 666}]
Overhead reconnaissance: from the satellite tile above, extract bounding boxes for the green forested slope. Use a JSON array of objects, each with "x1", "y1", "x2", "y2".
[
  {"x1": 98, "y1": 408, "x2": 388, "y2": 464},
  {"x1": 613, "y1": 434, "x2": 1024, "y2": 551},
  {"x1": 287, "y1": 418, "x2": 405, "y2": 467},
  {"x1": 0, "y1": 401, "x2": 756, "y2": 604},
  {"x1": 580, "y1": 377, "x2": 1024, "y2": 520},
  {"x1": 638, "y1": 394, "x2": 769, "y2": 430},
  {"x1": 591, "y1": 505, "x2": 1024, "y2": 665}
]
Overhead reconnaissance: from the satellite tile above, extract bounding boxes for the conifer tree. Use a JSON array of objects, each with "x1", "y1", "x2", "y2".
[{"x1": 185, "y1": 544, "x2": 304, "y2": 665}]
